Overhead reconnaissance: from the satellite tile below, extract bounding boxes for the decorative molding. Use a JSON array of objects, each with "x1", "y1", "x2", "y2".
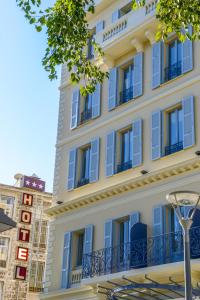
[
  {"x1": 145, "y1": 30, "x2": 156, "y2": 45},
  {"x1": 95, "y1": 54, "x2": 114, "y2": 72},
  {"x1": 131, "y1": 38, "x2": 144, "y2": 52},
  {"x1": 46, "y1": 158, "x2": 200, "y2": 217}
]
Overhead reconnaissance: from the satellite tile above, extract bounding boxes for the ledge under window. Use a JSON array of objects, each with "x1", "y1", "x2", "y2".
[{"x1": 165, "y1": 142, "x2": 183, "y2": 156}]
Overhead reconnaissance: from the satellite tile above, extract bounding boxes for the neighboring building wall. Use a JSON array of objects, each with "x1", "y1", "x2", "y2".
[
  {"x1": 42, "y1": 0, "x2": 200, "y2": 299},
  {"x1": 0, "y1": 182, "x2": 52, "y2": 300}
]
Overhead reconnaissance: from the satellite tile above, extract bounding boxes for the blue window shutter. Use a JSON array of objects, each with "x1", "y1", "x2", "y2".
[
  {"x1": 108, "y1": 68, "x2": 118, "y2": 111},
  {"x1": 96, "y1": 21, "x2": 105, "y2": 33},
  {"x1": 133, "y1": 52, "x2": 143, "y2": 98},
  {"x1": 104, "y1": 220, "x2": 113, "y2": 248},
  {"x1": 182, "y1": 25, "x2": 193, "y2": 74},
  {"x1": 129, "y1": 212, "x2": 140, "y2": 241},
  {"x1": 182, "y1": 96, "x2": 195, "y2": 149},
  {"x1": 67, "y1": 148, "x2": 77, "y2": 190},
  {"x1": 106, "y1": 131, "x2": 116, "y2": 177},
  {"x1": 152, "y1": 42, "x2": 163, "y2": 89},
  {"x1": 92, "y1": 83, "x2": 101, "y2": 119},
  {"x1": 89, "y1": 137, "x2": 100, "y2": 183},
  {"x1": 152, "y1": 206, "x2": 166, "y2": 264},
  {"x1": 61, "y1": 232, "x2": 72, "y2": 289},
  {"x1": 70, "y1": 89, "x2": 80, "y2": 129},
  {"x1": 112, "y1": 10, "x2": 120, "y2": 23},
  {"x1": 152, "y1": 206, "x2": 164, "y2": 236},
  {"x1": 84, "y1": 225, "x2": 94, "y2": 254},
  {"x1": 104, "y1": 220, "x2": 113, "y2": 273},
  {"x1": 132, "y1": 119, "x2": 143, "y2": 168},
  {"x1": 124, "y1": 220, "x2": 130, "y2": 244},
  {"x1": 151, "y1": 111, "x2": 162, "y2": 160}
]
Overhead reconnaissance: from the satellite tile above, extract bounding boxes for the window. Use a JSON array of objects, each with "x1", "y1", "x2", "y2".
[
  {"x1": 117, "y1": 128, "x2": 133, "y2": 173},
  {"x1": 165, "y1": 39, "x2": 182, "y2": 81},
  {"x1": 33, "y1": 220, "x2": 47, "y2": 249},
  {"x1": 119, "y1": 64, "x2": 134, "y2": 105},
  {"x1": 77, "y1": 146, "x2": 91, "y2": 187},
  {"x1": 29, "y1": 261, "x2": 44, "y2": 292},
  {"x1": 71, "y1": 85, "x2": 101, "y2": 129},
  {"x1": 165, "y1": 107, "x2": 183, "y2": 156},
  {"x1": 68, "y1": 138, "x2": 100, "y2": 190},
  {"x1": 76, "y1": 232, "x2": 84, "y2": 267},
  {"x1": 108, "y1": 53, "x2": 143, "y2": 110},
  {"x1": 152, "y1": 31, "x2": 193, "y2": 89},
  {"x1": 0, "y1": 238, "x2": 9, "y2": 268},
  {"x1": 0, "y1": 195, "x2": 14, "y2": 217},
  {"x1": 113, "y1": 217, "x2": 129, "y2": 265},
  {"x1": 80, "y1": 94, "x2": 92, "y2": 124}
]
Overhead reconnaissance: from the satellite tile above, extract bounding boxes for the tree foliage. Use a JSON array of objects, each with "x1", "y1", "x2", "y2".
[{"x1": 16, "y1": 0, "x2": 199, "y2": 94}]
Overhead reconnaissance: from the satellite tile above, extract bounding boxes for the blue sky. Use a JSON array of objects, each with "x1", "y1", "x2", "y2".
[{"x1": 0, "y1": 1, "x2": 59, "y2": 192}]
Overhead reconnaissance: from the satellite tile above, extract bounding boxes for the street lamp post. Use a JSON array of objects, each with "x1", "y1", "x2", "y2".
[
  {"x1": 166, "y1": 191, "x2": 200, "y2": 300},
  {"x1": 0, "y1": 208, "x2": 16, "y2": 233}
]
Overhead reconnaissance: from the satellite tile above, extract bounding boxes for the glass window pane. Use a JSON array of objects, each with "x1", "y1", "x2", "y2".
[
  {"x1": 123, "y1": 65, "x2": 133, "y2": 90},
  {"x1": 129, "y1": 129, "x2": 133, "y2": 161},
  {"x1": 122, "y1": 131, "x2": 129, "y2": 163},
  {"x1": 119, "y1": 223, "x2": 124, "y2": 245},
  {"x1": 85, "y1": 94, "x2": 92, "y2": 111},
  {"x1": 169, "y1": 41, "x2": 176, "y2": 66},
  {"x1": 122, "y1": 129, "x2": 133, "y2": 163},
  {"x1": 169, "y1": 110, "x2": 178, "y2": 145},
  {"x1": 177, "y1": 40, "x2": 182, "y2": 63},
  {"x1": 124, "y1": 68, "x2": 130, "y2": 90},
  {"x1": 82, "y1": 148, "x2": 90, "y2": 179},
  {"x1": 77, "y1": 233, "x2": 84, "y2": 266}
]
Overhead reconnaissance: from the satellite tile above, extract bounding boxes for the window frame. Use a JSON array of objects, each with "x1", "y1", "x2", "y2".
[
  {"x1": 118, "y1": 61, "x2": 134, "y2": 105},
  {"x1": 164, "y1": 103, "x2": 184, "y2": 156}
]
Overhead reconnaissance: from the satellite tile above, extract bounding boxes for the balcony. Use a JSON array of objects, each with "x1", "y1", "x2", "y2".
[
  {"x1": 164, "y1": 61, "x2": 182, "y2": 82},
  {"x1": 79, "y1": 108, "x2": 92, "y2": 125},
  {"x1": 165, "y1": 142, "x2": 183, "y2": 156},
  {"x1": 82, "y1": 226, "x2": 200, "y2": 279},
  {"x1": 117, "y1": 160, "x2": 132, "y2": 174},
  {"x1": 119, "y1": 87, "x2": 133, "y2": 105},
  {"x1": 95, "y1": 0, "x2": 158, "y2": 58},
  {"x1": 77, "y1": 178, "x2": 90, "y2": 188},
  {"x1": 71, "y1": 269, "x2": 82, "y2": 286}
]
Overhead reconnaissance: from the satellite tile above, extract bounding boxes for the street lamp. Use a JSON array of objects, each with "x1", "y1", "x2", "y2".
[
  {"x1": 166, "y1": 191, "x2": 200, "y2": 300},
  {"x1": 0, "y1": 208, "x2": 16, "y2": 233}
]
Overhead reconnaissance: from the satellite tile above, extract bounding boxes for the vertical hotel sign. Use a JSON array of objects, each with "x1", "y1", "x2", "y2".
[{"x1": 15, "y1": 193, "x2": 33, "y2": 280}]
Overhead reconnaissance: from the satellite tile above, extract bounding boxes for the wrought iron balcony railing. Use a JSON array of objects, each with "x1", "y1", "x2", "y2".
[
  {"x1": 164, "y1": 61, "x2": 182, "y2": 82},
  {"x1": 165, "y1": 141, "x2": 183, "y2": 156},
  {"x1": 119, "y1": 87, "x2": 133, "y2": 105},
  {"x1": 77, "y1": 177, "x2": 90, "y2": 188},
  {"x1": 82, "y1": 226, "x2": 200, "y2": 279},
  {"x1": 117, "y1": 160, "x2": 132, "y2": 173},
  {"x1": 80, "y1": 108, "x2": 92, "y2": 125}
]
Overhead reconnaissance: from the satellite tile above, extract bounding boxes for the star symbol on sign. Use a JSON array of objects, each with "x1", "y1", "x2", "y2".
[
  {"x1": 25, "y1": 180, "x2": 30, "y2": 186},
  {"x1": 32, "y1": 182, "x2": 37, "y2": 187},
  {"x1": 38, "y1": 184, "x2": 43, "y2": 190}
]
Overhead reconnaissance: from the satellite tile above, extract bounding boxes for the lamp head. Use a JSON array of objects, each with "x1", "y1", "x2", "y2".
[{"x1": 166, "y1": 191, "x2": 200, "y2": 207}]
